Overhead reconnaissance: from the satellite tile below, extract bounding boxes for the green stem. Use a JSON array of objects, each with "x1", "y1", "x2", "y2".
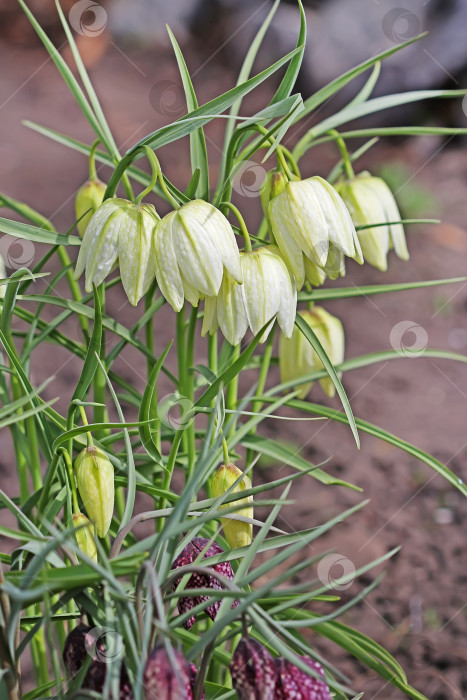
[
  {"x1": 185, "y1": 306, "x2": 198, "y2": 478},
  {"x1": 220, "y1": 202, "x2": 252, "y2": 252},
  {"x1": 61, "y1": 449, "x2": 79, "y2": 515},
  {"x1": 88, "y1": 139, "x2": 100, "y2": 181},
  {"x1": 78, "y1": 406, "x2": 93, "y2": 447},
  {"x1": 246, "y1": 325, "x2": 276, "y2": 465},
  {"x1": 157, "y1": 430, "x2": 184, "y2": 531},
  {"x1": 93, "y1": 284, "x2": 108, "y2": 438},
  {"x1": 329, "y1": 129, "x2": 355, "y2": 180},
  {"x1": 145, "y1": 287, "x2": 160, "y2": 453},
  {"x1": 134, "y1": 146, "x2": 160, "y2": 204},
  {"x1": 207, "y1": 332, "x2": 218, "y2": 376},
  {"x1": 222, "y1": 437, "x2": 229, "y2": 464},
  {"x1": 226, "y1": 345, "x2": 240, "y2": 438}
]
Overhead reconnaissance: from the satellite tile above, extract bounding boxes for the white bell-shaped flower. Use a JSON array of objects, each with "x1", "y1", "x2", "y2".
[
  {"x1": 153, "y1": 199, "x2": 242, "y2": 311},
  {"x1": 74, "y1": 197, "x2": 159, "y2": 306}
]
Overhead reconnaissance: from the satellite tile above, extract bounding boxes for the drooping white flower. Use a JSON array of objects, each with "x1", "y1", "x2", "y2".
[
  {"x1": 279, "y1": 307, "x2": 344, "y2": 398},
  {"x1": 202, "y1": 246, "x2": 296, "y2": 346},
  {"x1": 336, "y1": 171, "x2": 409, "y2": 271},
  {"x1": 74, "y1": 197, "x2": 159, "y2": 306},
  {"x1": 268, "y1": 176, "x2": 363, "y2": 287},
  {"x1": 153, "y1": 199, "x2": 242, "y2": 311}
]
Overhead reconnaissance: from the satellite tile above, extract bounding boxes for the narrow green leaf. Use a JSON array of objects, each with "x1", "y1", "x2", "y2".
[
  {"x1": 0, "y1": 216, "x2": 80, "y2": 246},
  {"x1": 299, "y1": 276, "x2": 467, "y2": 301},
  {"x1": 241, "y1": 434, "x2": 361, "y2": 490},
  {"x1": 269, "y1": 397, "x2": 467, "y2": 497},
  {"x1": 69, "y1": 286, "x2": 102, "y2": 406},
  {"x1": 167, "y1": 26, "x2": 209, "y2": 199},
  {"x1": 138, "y1": 342, "x2": 172, "y2": 464},
  {"x1": 271, "y1": 0, "x2": 306, "y2": 104},
  {"x1": 295, "y1": 315, "x2": 359, "y2": 447}
]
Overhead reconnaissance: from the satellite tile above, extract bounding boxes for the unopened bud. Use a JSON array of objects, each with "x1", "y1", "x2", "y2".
[
  {"x1": 211, "y1": 464, "x2": 253, "y2": 549},
  {"x1": 171, "y1": 537, "x2": 238, "y2": 629},
  {"x1": 75, "y1": 179, "x2": 106, "y2": 238},
  {"x1": 74, "y1": 446, "x2": 114, "y2": 538},
  {"x1": 143, "y1": 646, "x2": 193, "y2": 700},
  {"x1": 279, "y1": 307, "x2": 344, "y2": 399},
  {"x1": 275, "y1": 657, "x2": 331, "y2": 700},
  {"x1": 230, "y1": 637, "x2": 276, "y2": 699},
  {"x1": 72, "y1": 512, "x2": 97, "y2": 562}
]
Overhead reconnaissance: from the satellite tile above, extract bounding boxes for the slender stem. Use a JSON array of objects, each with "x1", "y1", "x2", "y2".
[
  {"x1": 329, "y1": 129, "x2": 355, "y2": 180},
  {"x1": 185, "y1": 306, "x2": 198, "y2": 477},
  {"x1": 78, "y1": 406, "x2": 93, "y2": 447},
  {"x1": 62, "y1": 449, "x2": 80, "y2": 514},
  {"x1": 207, "y1": 332, "x2": 218, "y2": 376},
  {"x1": 226, "y1": 345, "x2": 240, "y2": 438},
  {"x1": 145, "y1": 287, "x2": 160, "y2": 454},
  {"x1": 220, "y1": 202, "x2": 252, "y2": 252},
  {"x1": 134, "y1": 146, "x2": 159, "y2": 204},
  {"x1": 246, "y1": 325, "x2": 276, "y2": 466},
  {"x1": 157, "y1": 431, "x2": 184, "y2": 531},
  {"x1": 88, "y1": 139, "x2": 100, "y2": 181},
  {"x1": 222, "y1": 438, "x2": 229, "y2": 464},
  {"x1": 93, "y1": 284, "x2": 108, "y2": 438}
]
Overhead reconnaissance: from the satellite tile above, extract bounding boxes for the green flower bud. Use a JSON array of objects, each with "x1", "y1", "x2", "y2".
[
  {"x1": 153, "y1": 199, "x2": 242, "y2": 311},
  {"x1": 335, "y1": 172, "x2": 409, "y2": 271},
  {"x1": 74, "y1": 198, "x2": 160, "y2": 306},
  {"x1": 211, "y1": 463, "x2": 253, "y2": 549},
  {"x1": 75, "y1": 179, "x2": 106, "y2": 238},
  {"x1": 268, "y1": 176, "x2": 363, "y2": 288},
  {"x1": 72, "y1": 512, "x2": 97, "y2": 562},
  {"x1": 202, "y1": 246, "x2": 296, "y2": 347},
  {"x1": 74, "y1": 446, "x2": 114, "y2": 538},
  {"x1": 279, "y1": 307, "x2": 345, "y2": 398}
]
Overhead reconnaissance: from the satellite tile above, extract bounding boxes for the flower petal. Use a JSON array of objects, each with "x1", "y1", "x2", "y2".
[
  {"x1": 175, "y1": 208, "x2": 224, "y2": 296},
  {"x1": 153, "y1": 211, "x2": 184, "y2": 311},
  {"x1": 268, "y1": 193, "x2": 306, "y2": 287},
  {"x1": 287, "y1": 180, "x2": 329, "y2": 266},
  {"x1": 118, "y1": 204, "x2": 158, "y2": 306},
  {"x1": 187, "y1": 200, "x2": 242, "y2": 283},
  {"x1": 216, "y1": 275, "x2": 248, "y2": 346}
]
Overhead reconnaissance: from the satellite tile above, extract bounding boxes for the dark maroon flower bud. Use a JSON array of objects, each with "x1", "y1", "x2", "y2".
[
  {"x1": 63, "y1": 624, "x2": 133, "y2": 699},
  {"x1": 230, "y1": 637, "x2": 276, "y2": 699},
  {"x1": 189, "y1": 663, "x2": 205, "y2": 700},
  {"x1": 171, "y1": 537, "x2": 238, "y2": 629},
  {"x1": 143, "y1": 646, "x2": 193, "y2": 700},
  {"x1": 275, "y1": 657, "x2": 332, "y2": 700}
]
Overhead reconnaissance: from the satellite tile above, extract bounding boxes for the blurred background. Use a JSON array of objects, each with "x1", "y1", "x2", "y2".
[{"x1": 0, "y1": 1, "x2": 466, "y2": 698}]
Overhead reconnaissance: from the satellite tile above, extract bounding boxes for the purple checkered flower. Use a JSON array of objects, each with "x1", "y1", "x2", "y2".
[
  {"x1": 230, "y1": 637, "x2": 276, "y2": 699},
  {"x1": 143, "y1": 646, "x2": 205, "y2": 700},
  {"x1": 275, "y1": 657, "x2": 332, "y2": 699},
  {"x1": 171, "y1": 537, "x2": 238, "y2": 629},
  {"x1": 63, "y1": 624, "x2": 132, "y2": 699}
]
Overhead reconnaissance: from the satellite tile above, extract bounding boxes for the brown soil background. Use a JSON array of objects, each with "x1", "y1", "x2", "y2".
[{"x1": 0, "y1": 32, "x2": 466, "y2": 700}]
